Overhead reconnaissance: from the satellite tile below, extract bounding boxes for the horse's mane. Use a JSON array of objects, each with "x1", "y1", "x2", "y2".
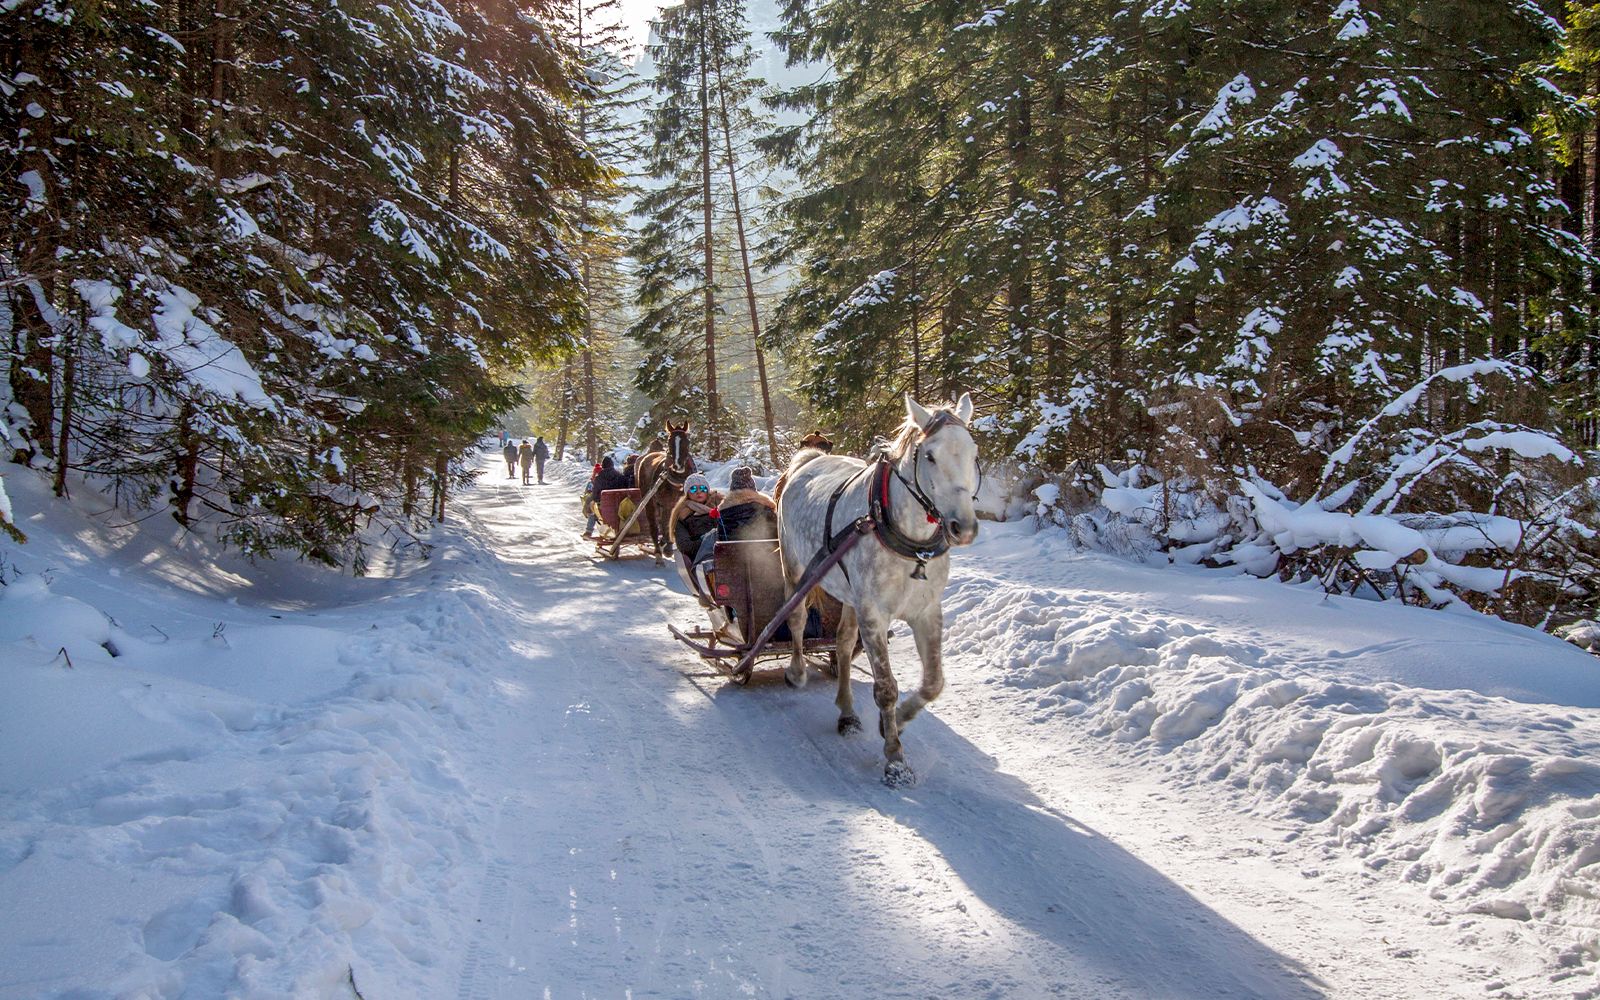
[{"x1": 886, "y1": 406, "x2": 962, "y2": 459}]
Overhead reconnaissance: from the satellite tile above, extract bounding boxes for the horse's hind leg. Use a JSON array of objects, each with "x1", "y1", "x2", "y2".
[
  {"x1": 895, "y1": 607, "x2": 944, "y2": 730},
  {"x1": 833, "y1": 604, "x2": 860, "y2": 734},
  {"x1": 782, "y1": 589, "x2": 809, "y2": 688}
]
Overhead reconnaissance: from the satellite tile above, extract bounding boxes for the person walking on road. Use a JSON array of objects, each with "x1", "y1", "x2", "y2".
[
  {"x1": 518, "y1": 440, "x2": 535, "y2": 485},
  {"x1": 502, "y1": 440, "x2": 517, "y2": 478},
  {"x1": 532, "y1": 436, "x2": 550, "y2": 484}
]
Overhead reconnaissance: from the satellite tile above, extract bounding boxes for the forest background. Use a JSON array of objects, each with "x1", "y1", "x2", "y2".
[{"x1": 4, "y1": 0, "x2": 1600, "y2": 632}]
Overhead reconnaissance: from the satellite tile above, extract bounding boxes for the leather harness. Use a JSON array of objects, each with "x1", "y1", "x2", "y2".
[{"x1": 821, "y1": 414, "x2": 961, "y2": 581}]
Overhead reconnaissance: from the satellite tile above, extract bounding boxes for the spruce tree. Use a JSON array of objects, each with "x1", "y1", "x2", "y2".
[{"x1": 630, "y1": 0, "x2": 768, "y2": 454}]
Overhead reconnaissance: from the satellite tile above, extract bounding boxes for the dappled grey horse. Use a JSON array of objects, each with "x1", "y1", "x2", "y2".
[{"x1": 776, "y1": 394, "x2": 979, "y2": 786}]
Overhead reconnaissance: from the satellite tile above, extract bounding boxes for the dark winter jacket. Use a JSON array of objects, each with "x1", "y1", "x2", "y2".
[
  {"x1": 671, "y1": 491, "x2": 724, "y2": 558},
  {"x1": 502, "y1": 444, "x2": 518, "y2": 464},
  {"x1": 533, "y1": 439, "x2": 550, "y2": 461},
  {"x1": 715, "y1": 487, "x2": 777, "y2": 541},
  {"x1": 591, "y1": 463, "x2": 629, "y2": 499}
]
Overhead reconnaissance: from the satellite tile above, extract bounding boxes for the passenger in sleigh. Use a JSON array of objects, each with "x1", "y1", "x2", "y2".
[
  {"x1": 672, "y1": 467, "x2": 775, "y2": 604},
  {"x1": 716, "y1": 466, "x2": 777, "y2": 540},
  {"x1": 672, "y1": 473, "x2": 723, "y2": 602}
]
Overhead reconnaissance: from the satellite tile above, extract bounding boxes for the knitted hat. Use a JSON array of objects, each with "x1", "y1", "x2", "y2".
[
  {"x1": 729, "y1": 466, "x2": 755, "y2": 492},
  {"x1": 592, "y1": 463, "x2": 602, "y2": 475},
  {"x1": 684, "y1": 472, "x2": 710, "y2": 494}
]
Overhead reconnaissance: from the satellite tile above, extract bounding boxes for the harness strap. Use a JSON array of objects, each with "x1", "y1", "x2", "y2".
[
  {"x1": 823, "y1": 464, "x2": 872, "y2": 583},
  {"x1": 869, "y1": 460, "x2": 948, "y2": 580}
]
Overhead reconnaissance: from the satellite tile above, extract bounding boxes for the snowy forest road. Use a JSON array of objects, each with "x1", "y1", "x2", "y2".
[{"x1": 442, "y1": 459, "x2": 1489, "y2": 1000}]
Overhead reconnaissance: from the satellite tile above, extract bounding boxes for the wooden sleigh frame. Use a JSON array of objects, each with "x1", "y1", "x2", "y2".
[
  {"x1": 668, "y1": 519, "x2": 872, "y2": 684},
  {"x1": 593, "y1": 478, "x2": 669, "y2": 560}
]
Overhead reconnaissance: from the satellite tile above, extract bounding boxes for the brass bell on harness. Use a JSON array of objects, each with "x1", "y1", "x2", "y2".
[{"x1": 911, "y1": 558, "x2": 929, "y2": 580}]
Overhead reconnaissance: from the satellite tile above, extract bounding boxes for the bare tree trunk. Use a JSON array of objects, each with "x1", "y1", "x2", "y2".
[
  {"x1": 434, "y1": 453, "x2": 449, "y2": 522},
  {"x1": 172, "y1": 402, "x2": 200, "y2": 527},
  {"x1": 712, "y1": 44, "x2": 776, "y2": 466},
  {"x1": 555, "y1": 359, "x2": 573, "y2": 460},
  {"x1": 210, "y1": 0, "x2": 229, "y2": 180},
  {"x1": 402, "y1": 449, "x2": 419, "y2": 516},
  {"x1": 583, "y1": 347, "x2": 598, "y2": 461},
  {"x1": 1106, "y1": 71, "x2": 1126, "y2": 459},
  {"x1": 53, "y1": 321, "x2": 75, "y2": 497},
  {"x1": 576, "y1": 0, "x2": 598, "y2": 465},
  {"x1": 910, "y1": 259, "x2": 922, "y2": 399},
  {"x1": 8, "y1": 289, "x2": 55, "y2": 463},
  {"x1": 1006, "y1": 46, "x2": 1033, "y2": 409},
  {"x1": 698, "y1": 6, "x2": 720, "y2": 454}
]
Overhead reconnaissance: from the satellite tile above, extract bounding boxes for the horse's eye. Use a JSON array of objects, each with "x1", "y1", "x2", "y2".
[{"x1": 927, "y1": 454, "x2": 937, "y2": 465}]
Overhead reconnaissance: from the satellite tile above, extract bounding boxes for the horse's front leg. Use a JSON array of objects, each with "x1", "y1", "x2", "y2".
[
  {"x1": 895, "y1": 607, "x2": 944, "y2": 730},
  {"x1": 857, "y1": 608, "x2": 910, "y2": 786},
  {"x1": 647, "y1": 503, "x2": 664, "y2": 567}
]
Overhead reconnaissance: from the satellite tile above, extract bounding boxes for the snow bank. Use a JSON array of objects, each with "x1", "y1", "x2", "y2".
[
  {"x1": 943, "y1": 528, "x2": 1600, "y2": 991},
  {"x1": 0, "y1": 469, "x2": 509, "y2": 997}
]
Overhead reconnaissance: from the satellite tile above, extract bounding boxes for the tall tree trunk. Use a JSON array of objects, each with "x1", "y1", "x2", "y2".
[
  {"x1": 172, "y1": 402, "x2": 200, "y2": 527},
  {"x1": 8, "y1": 289, "x2": 55, "y2": 463},
  {"x1": 575, "y1": 0, "x2": 597, "y2": 465},
  {"x1": 698, "y1": 6, "x2": 720, "y2": 454},
  {"x1": 1006, "y1": 43, "x2": 1033, "y2": 409},
  {"x1": 909, "y1": 258, "x2": 922, "y2": 398},
  {"x1": 1106, "y1": 86, "x2": 1126, "y2": 458},
  {"x1": 210, "y1": 0, "x2": 230, "y2": 180},
  {"x1": 1043, "y1": 0, "x2": 1068, "y2": 395},
  {"x1": 940, "y1": 296, "x2": 962, "y2": 402},
  {"x1": 53, "y1": 321, "x2": 75, "y2": 497},
  {"x1": 712, "y1": 45, "x2": 777, "y2": 465},
  {"x1": 555, "y1": 359, "x2": 573, "y2": 460},
  {"x1": 402, "y1": 448, "x2": 419, "y2": 516},
  {"x1": 583, "y1": 347, "x2": 598, "y2": 461},
  {"x1": 434, "y1": 453, "x2": 449, "y2": 522}
]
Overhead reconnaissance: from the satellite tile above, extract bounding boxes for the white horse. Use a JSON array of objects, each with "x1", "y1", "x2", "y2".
[{"x1": 776, "y1": 393, "x2": 979, "y2": 786}]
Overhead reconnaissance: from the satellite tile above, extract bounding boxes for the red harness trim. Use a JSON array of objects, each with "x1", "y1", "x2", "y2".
[{"x1": 877, "y1": 460, "x2": 938, "y2": 524}]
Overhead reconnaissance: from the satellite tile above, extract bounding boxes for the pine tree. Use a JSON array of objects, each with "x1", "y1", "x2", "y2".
[
  {"x1": 2, "y1": 0, "x2": 600, "y2": 566},
  {"x1": 630, "y1": 0, "x2": 769, "y2": 455}
]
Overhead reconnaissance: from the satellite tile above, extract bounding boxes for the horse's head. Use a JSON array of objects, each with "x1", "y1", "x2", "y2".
[
  {"x1": 902, "y1": 392, "x2": 979, "y2": 546},
  {"x1": 666, "y1": 421, "x2": 693, "y2": 474}
]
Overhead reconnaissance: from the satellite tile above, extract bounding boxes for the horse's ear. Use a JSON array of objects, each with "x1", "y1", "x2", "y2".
[
  {"x1": 954, "y1": 392, "x2": 974, "y2": 424},
  {"x1": 905, "y1": 394, "x2": 934, "y2": 432}
]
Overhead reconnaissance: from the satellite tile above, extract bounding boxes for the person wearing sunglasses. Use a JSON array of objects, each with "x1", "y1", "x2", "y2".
[{"x1": 672, "y1": 473, "x2": 724, "y2": 601}]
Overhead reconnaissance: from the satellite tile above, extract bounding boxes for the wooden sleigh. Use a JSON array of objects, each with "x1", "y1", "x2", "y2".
[
  {"x1": 668, "y1": 519, "x2": 872, "y2": 685},
  {"x1": 592, "y1": 481, "x2": 668, "y2": 560}
]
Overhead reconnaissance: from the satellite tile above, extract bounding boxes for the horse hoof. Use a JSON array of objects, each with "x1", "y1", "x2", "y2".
[
  {"x1": 784, "y1": 667, "x2": 807, "y2": 689},
  {"x1": 837, "y1": 715, "x2": 861, "y2": 736},
  {"x1": 883, "y1": 760, "x2": 916, "y2": 788}
]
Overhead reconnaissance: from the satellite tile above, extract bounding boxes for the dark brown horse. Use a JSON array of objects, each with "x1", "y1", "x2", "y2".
[{"x1": 634, "y1": 421, "x2": 694, "y2": 566}]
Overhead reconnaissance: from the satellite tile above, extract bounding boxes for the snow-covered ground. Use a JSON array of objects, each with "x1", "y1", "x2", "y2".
[{"x1": 2, "y1": 455, "x2": 1597, "y2": 999}]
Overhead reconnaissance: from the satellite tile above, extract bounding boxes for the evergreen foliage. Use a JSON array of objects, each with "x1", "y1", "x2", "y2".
[
  {"x1": 2, "y1": 0, "x2": 599, "y2": 567},
  {"x1": 768, "y1": 0, "x2": 1599, "y2": 626},
  {"x1": 630, "y1": 0, "x2": 769, "y2": 454}
]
